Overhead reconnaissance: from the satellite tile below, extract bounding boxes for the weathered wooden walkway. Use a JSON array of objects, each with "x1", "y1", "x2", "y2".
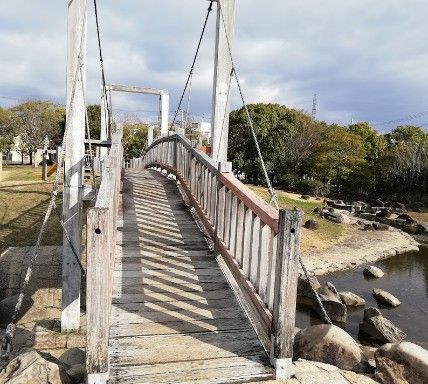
[{"x1": 108, "y1": 169, "x2": 273, "y2": 383}]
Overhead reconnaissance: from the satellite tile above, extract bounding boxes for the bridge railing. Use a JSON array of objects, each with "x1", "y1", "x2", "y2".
[
  {"x1": 140, "y1": 133, "x2": 302, "y2": 378},
  {"x1": 86, "y1": 128, "x2": 123, "y2": 383}
]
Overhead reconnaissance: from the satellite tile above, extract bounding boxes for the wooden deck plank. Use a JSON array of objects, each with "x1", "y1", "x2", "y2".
[
  {"x1": 110, "y1": 317, "x2": 252, "y2": 337},
  {"x1": 112, "y1": 289, "x2": 235, "y2": 304},
  {"x1": 109, "y1": 169, "x2": 272, "y2": 383},
  {"x1": 110, "y1": 331, "x2": 266, "y2": 365},
  {"x1": 113, "y1": 281, "x2": 230, "y2": 295},
  {"x1": 110, "y1": 356, "x2": 272, "y2": 384}
]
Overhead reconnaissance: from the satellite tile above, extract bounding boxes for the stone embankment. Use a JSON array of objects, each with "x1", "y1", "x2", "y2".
[
  {"x1": 302, "y1": 198, "x2": 422, "y2": 276},
  {"x1": 302, "y1": 227, "x2": 419, "y2": 276}
]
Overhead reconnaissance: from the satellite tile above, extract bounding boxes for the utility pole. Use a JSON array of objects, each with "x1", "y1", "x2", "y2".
[
  {"x1": 62, "y1": 0, "x2": 86, "y2": 332},
  {"x1": 311, "y1": 93, "x2": 317, "y2": 119},
  {"x1": 211, "y1": 0, "x2": 235, "y2": 163}
]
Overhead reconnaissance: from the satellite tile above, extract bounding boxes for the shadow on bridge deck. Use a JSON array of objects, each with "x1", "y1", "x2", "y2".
[{"x1": 108, "y1": 169, "x2": 273, "y2": 383}]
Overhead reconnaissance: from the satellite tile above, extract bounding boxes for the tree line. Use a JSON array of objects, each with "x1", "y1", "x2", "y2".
[
  {"x1": 0, "y1": 101, "x2": 102, "y2": 164},
  {"x1": 228, "y1": 103, "x2": 428, "y2": 203},
  {"x1": 0, "y1": 100, "x2": 151, "y2": 164}
]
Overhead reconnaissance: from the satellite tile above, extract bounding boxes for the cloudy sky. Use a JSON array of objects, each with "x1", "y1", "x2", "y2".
[{"x1": 1, "y1": 0, "x2": 428, "y2": 131}]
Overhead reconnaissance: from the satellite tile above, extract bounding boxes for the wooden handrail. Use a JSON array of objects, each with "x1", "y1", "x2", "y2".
[
  {"x1": 219, "y1": 172, "x2": 278, "y2": 232},
  {"x1": 86, "y1": 128, "x2": 123, "y2": 384}
]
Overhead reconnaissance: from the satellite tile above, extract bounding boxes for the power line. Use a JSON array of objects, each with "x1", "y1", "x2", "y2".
[{"x1": 374, "y1": 109, "x2": 428, "y2": 126}]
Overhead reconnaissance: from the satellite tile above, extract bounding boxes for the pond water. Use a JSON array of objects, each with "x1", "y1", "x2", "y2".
[{"x1": 296, "y1": 245, "x2": 428, "y2": 349}]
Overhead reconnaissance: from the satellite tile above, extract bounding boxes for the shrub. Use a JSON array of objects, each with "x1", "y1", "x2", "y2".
[
  {"x1": 297, "y1": 179, "x2": 327, "y2": 196},
  {"x1": 277, "y1": 173, "x2": 299, "y2": 191}
]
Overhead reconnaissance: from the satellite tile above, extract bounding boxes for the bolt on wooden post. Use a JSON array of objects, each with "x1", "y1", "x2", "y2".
[{"x1": 270, "y1": 208, "x2": 302, "y2": 379}]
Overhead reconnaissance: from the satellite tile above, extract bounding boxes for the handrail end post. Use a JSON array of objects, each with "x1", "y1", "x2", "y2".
[
  {"x1": 87, "y1": 372, "x2": 109, "y2": 384},
  {"x1": 269, "y1": 342, "x2": 293, "y2": 380},
  {"x1": 270, "y1": 208, "x2": 302, "y2": 380},
  {"x1": 218, "y1": 161, "x2": 232, "y2": 173}
]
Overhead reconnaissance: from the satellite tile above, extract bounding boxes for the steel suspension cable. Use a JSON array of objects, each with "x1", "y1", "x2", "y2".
[
  {"x1": 170, "y1": 1, "x2": 214, "y2": 130},
  {"x1": 217, "y1": 3, "x2": 332, "y2": 324},
  {"x1": 217, "y1": 3, "x2": 278, "y2": 209},
  {"x1": 0, "y1": 9, "x2": 89, "y2": 361},
  {"x1": 79, "y1": 63, "x2": 98, "y2": 197},
  {"x1": 93, "y1": 0, "x2": 110, "y2": 136}
]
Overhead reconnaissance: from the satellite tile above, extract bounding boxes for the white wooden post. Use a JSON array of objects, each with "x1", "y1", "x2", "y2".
[
  {"x1": 62, "y1": 0, "x2": 86, "y2": 332},
  {"x1": 160, "y1": 91, "x2": 169, "y2": 136},
  {"x1": 107, "y1": 86, "x2": 113, "y2": 138},
  {"x1": 42, "y1": 151, "x2": 48, "y2": 181},
  {"x1": 211, "y1": 0, "x2": 235, "y2": 163},
  {"x1": 148, "y1": 125, "x2": 154, "y2": 146},
  {"x1": 100, "y1": 85, "x2": 108, "y2": 159}
]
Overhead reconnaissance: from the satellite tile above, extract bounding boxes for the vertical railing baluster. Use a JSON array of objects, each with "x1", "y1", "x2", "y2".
[
  {"x1": 229, "y1": 195, "x2": 238, "y2": 254},
  {"x1": 249, "y1": 215, "x2": 261, "y2": 286},
  {"x1": 241, "y1": 208, "x2": 253, "y2": 276},
  {"x1": 224, "y1": 189, "x2": 233, "y2": 247}
]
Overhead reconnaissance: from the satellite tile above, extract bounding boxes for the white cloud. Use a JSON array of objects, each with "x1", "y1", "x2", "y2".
[{"x1": 0, "y1": 0, "x2": 427, "y2": 130}]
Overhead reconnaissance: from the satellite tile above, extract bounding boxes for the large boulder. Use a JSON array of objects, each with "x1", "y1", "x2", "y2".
[
  {"x1": 0, "y1": 349, "x2": 71, "y2": 384},
  {"x1": 316, "y1": 283, "x2": 347, "y2": 323},
  {"x1": 376, "y1": 209, "x2": 393, "y2": 219},
  {"x1": 324, "y1": 211, "x2": 351, "y2": 224},
  {"x1": 339, "y1": 291, "x2": 366, "y2": 307},
  {"x1": 58, "y1": 348, "x2": 85, "y2": 367},
  {"x1": 297, "y1": 273, "x2": 321, "y2": 298},
  {"x1": 359, "y1": 314, "x2": 406, "y2": 344},
  {"x1": 363, "y1": 266, "x2": 384, "y2": 278},
  {"x1": 0, "y1": 294, "x2": 33, "y2": 328},
  {"x1": 293, "y1": 324, "x2": 368, "y2": 373},
  {"x1": 373, "y1": 288, "x2": 401, "y2": 307},
  {"x1": 66, "y1": 364, "x2": 86, "y2": 384},
  {"x1": 396, "y1": 214, "x2": 416, "y2": 224},
  {"x1": 372, "y1": 223, "x2": 389, "y2": 231},
  {"x1": 304, "y1": 219, "x2": 319, "y2": 230},
  {"x1": 364, "y1": 307, "x2": 382, "y2": 320},
  {"x1": 375, "y1": 342, "x2": 428, "y2": 384}
]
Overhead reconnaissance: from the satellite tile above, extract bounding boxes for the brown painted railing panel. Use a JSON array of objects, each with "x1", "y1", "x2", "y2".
[{"x1": 86, "y1": 128, "x2": 123, "y2": 381}]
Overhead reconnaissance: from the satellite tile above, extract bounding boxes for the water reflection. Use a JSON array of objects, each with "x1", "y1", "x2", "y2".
[{"x1": 296, "y1": 246, "x2": 428, "y2": 348}]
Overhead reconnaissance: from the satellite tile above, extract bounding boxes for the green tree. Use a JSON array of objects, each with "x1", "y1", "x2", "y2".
[
  {"x1": 312, "y1": 125, "x2": 366, "y2": 192},
  {"x1": 0, "y1": 107, "x2": 16, "y2": 152},
  {"x1": 348, "y1": 122, "x2": 387, "y2": 165},
  {"x1": 87, "y1": 104, "x2": 101, "y2": 140},
  {"x1": 381, "y1": 125, "x2": 428, "y2": 197},
  {"x1": 123, "y1": 122, "x2": 149, "y2": 159},
  {"x1": 229, "y1": 103, "x2": 316, "y2": 186},
  {"x1": 12, "y1": 101, "x2": 64, "y2": 164}
]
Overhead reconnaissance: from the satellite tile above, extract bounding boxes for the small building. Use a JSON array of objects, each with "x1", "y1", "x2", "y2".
[{"x1": 191, "y1": 120, "x2": 212, "y2": 140}]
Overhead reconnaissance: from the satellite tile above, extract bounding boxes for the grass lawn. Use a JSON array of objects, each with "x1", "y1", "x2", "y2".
[
  {"x1": 0, "y1": 165, "x2": 62, "y2": 253},
  {"x1": 249, "y1": 185, "x2": 354, "y2": 252}
]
